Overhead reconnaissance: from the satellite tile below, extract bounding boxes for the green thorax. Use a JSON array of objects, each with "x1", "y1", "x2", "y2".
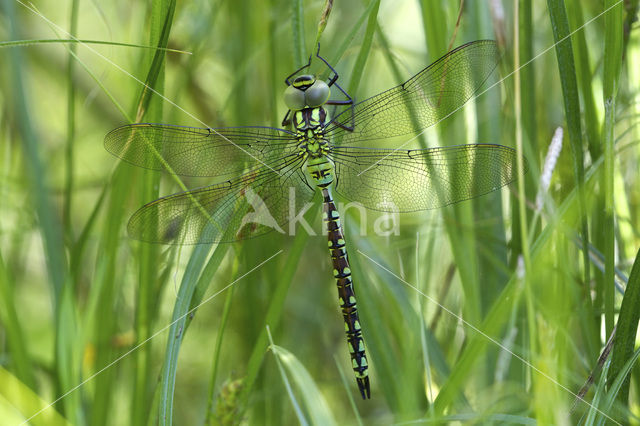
[{"x1": 292, "y1": 106, "x2": 334, "y2": 187}]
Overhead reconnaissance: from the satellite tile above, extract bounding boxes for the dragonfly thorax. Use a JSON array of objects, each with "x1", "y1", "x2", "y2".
[
  {"x1": 297, "y1": 133, "x2": 329, "y2": 157},
  {"x1": 292, "y1": 106, "x2": 329, "y2": 131},
  {"x1": 294, "y1": 107, "x2": 330, "y2": 160}
]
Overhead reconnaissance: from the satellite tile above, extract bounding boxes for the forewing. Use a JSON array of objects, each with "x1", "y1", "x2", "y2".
[
  {"x1": 330, "y1": 144, "x2": 521, "y2": 212},
  {"x1": 105, "y1": 123, "x2": 298, "y2": 177},
  {"x1": 127, "y1": 155, "x2": 316, "y2": 243},
  {"x1": 325, "y1": 40, "x2": 500, "y2": 145}
]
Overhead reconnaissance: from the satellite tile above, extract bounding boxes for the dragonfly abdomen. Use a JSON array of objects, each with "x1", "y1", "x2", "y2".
[
  {"x1": 321, "y1": 187, "x2": 371, "y2": 399},
  {"x1": 306, "y1": 154, "x2": 334, "y2": 186}
]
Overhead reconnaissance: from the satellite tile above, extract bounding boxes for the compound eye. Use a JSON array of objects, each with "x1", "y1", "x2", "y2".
[
  {"x1": 283, "y1": 85, "x2": 306, "y2": 111},
  {"x1": 305, "y1": 80, "x2": 330, "y2": 107}
]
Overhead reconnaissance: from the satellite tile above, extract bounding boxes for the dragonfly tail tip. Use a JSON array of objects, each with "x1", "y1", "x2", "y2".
[{"x1": 357, "y1": 377, "x2": 371, "y2": 399}]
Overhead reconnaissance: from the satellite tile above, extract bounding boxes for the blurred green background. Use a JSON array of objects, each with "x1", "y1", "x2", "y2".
[{"x1": 1, "y1": 0, "x2": 640, "y2": 424}]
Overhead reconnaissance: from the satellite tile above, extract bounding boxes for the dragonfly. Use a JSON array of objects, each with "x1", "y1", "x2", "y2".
[{"x1": 105, "y1": 40, "x2": 522, "y2": 400}]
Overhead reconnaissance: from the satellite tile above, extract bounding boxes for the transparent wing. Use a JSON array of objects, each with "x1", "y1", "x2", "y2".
[
  {"x1": 105, "y1": 123, "x2": 298, "y2": 177},
  {"x1": 127, "y1": 155, "x2": 316, "y2": 244},
  {"x1": 325, "y1": 40, "x2": 500, "y2": 145},
  {"x1": 329, "y1": 144, "x2": 522, "y2": 212}
]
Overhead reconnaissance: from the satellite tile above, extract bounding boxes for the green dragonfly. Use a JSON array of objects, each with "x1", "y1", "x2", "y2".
[{"x1": 105, "y1": 40, "x2": 521, "y2": 400}]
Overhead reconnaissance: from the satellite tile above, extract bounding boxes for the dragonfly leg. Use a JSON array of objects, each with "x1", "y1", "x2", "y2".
[
  {"x1": 315, "y1": 44, "x2": 340, "y2": 87},
  {"x1": 321, "y1": 186, "x2": 371, "y2": 399},
  {"x1": 325, "y1": 85, "x2": 355, "y2": 131},
  {"x1": 284, "y1": 54, "x2": 313, "y2": 86},
  {"x1": 314, "y1": 49, "x2": 355, "y2": 131},
  {"x1": 281, "y1": 109, "x2": 292, "y2": 128}
]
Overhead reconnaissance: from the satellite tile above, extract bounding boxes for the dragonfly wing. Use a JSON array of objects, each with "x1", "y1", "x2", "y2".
[
  {"x1": 105, "y1": 123, "x2": 298, "y2": 177},
  {"x1": 325, "y1": 40, "x2": 500, "y2": 145},
  {"x1": 127, "y1": 155, "x2": 316, "y2": 243},
  {"x1": 330, "y1": 144, "x2": 521, "y2": 212}
]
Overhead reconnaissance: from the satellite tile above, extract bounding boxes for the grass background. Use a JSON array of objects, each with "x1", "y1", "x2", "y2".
[{"x1": 1, "y1": 0, "x2": 640, "y2": 424}]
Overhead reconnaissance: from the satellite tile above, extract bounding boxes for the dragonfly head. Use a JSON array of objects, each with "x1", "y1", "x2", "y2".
[{"x1": 284, "y1": 75, "x2": 331, "y2": 111}]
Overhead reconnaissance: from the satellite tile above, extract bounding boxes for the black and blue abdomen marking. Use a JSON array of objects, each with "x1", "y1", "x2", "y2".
[{"x1": 321, "y1": 186, "x2": 370, "y2": 399}]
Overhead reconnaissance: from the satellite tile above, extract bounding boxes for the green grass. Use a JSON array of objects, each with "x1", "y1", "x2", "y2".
[{"x1": 1, "y1": 0, "x2": 640, "y2": 424}]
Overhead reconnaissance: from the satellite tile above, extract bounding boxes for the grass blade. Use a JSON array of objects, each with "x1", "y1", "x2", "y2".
[
  {"x1": 0, "y1": 252, "x2": 35, "y2": 389},
  {"x1": 268, "y1": 329, "x2": 337, "y2": 426},
  {"x1": 601, "y1": 0, "x2": 623, "y2": 340},
  {"x1": 238, "y1": 206, "x2": 319, "y2": 411},
  {"x1": 608, "y1": 247, "x2": 640, "y2": 412},
  {"x1": 158, "y1": 243, "x2": 213, "y2": 425},
  {"x1": 63, "y1": 0, "x2": 78, "y2": 240},
  {"x1": 345, "y1": 0, "x2": 380, "y2": 96},
  {"x1": 0, "y1": 367, "x2": 70, "y2": 426},
  {"x1": 546, "y1": 0, "x2": 591, "y2": 323},
  {"x1": 291, "y1": 0, "x2": 306, "y2": 68}
]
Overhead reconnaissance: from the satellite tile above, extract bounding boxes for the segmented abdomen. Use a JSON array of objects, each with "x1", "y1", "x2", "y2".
[{"x1": 321, "y1": 186, "x2": 370, "y2": 399}]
